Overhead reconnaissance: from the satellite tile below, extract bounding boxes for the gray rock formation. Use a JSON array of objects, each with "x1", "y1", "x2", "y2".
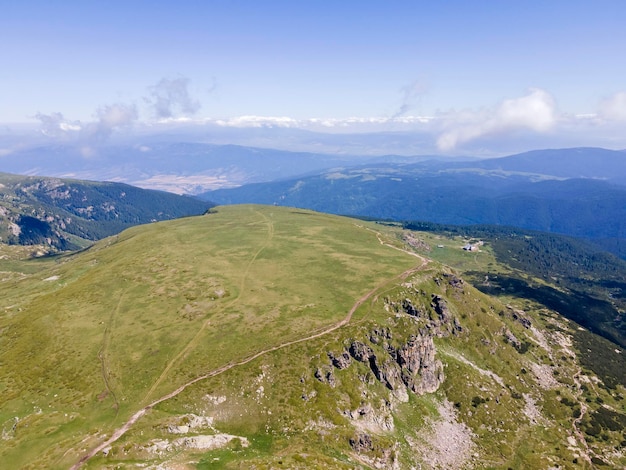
[
  {"x1": 431, "y1": 294, "x2": 451, "y2": 323},
  {"x1": 350, "y1": 432, "x2": 374, "y2": 452},
  {"x1": 327, "y1": 333, "x2": 444, "y2": 396},
  {"x1": 349, "y1": 341, "x2": 374, "y2": 362},
  {"x1": 328, "y1": 351, "x2": 352, "y2": 369}
]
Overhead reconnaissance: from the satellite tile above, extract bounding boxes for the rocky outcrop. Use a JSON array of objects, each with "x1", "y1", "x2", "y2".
[
  {"x1": 369, "y1": 355, "x2": 404, "y2": 391},
  {"x1": 319, "y1": 331, "x2": 444, "y2": 396},
  {"x1": 401, "y1": 298, "x2": 421, "y2": 317},
  {"x1": 503, "y1": 328, "x2": 521, "y2": 349},
  {"x1": 403, "y1": 232, "x2": 431, "y2": 251},
  {"x1": 328, "y1": 351, "x2": 352, "y2": 369},
  {"x1": 443, "y1": 272, "x2": 464, "y2": 291},
  {"x1": 349, "y1": 341, "x2": 374, "y2": 362},
  {"x1": 369, "y1": 328, "x2": 392, "y2": 344},
  {"x1": 350, "y1": 432, "x2": 374, "y2": 452},
  {"x1": 314, "y1": 366, "x2": 336, "y2": 387},
  {"x1": 396, "y1": 335, "x2": 444, "y2": 394},
  {"x1": 384, "y1": 280, "x2": 464, "y2": 337},
  {"x1": 509, "y1": 306, "x2": 532, "y2": 329},
  {"x1": 431, "y1": 294, "x2": 451, "y2": 323},
  {"x1": 316, "y1": 276, "x2": 464, "y2": 397},
  {"x1": 349, "y1": 432, "x2": 399, "y2": 469}
]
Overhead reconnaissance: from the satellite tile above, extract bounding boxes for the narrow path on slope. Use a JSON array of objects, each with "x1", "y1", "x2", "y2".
[
  {"x1": 141, "y1": 208, "x2": 274, "y2": 404},
  {"x1": 71, "y1": 226, "x2": 429, "y2": 469},
  {"x1": 97, "y1": 292, "x2": 124, "y2": 415}
]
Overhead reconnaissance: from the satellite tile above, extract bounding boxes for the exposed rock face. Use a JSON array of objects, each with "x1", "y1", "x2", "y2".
[
  {"x1": 350, "y1": 432, "x2": 374, "y2": 452},
  {"x1": 322, "y1": 332, "x2": 444, "y2": 396},
  {"x1": 349, "y1": 341, "x2": 374, "y2": 362},
  {"x1": 403, "y1": 232, "x2": 430, "y2": 251},
  {"x1": 384, "y1": 279, "x2": 465, "y2": 337},
  {"x1": 317, "y1": 274, "x2": 463, "y2": 397},
  {"x1": 146, "y1": 434, "x2": 249, "y2": 455},
  {"x1": 444, "y1": 272, "x2": 465, "y2": 291},
  {"x1": 369, "y1": 328, "x2": 391, "y2": 344},
  {"x1": 369, "y1": 355, "x2": 404, "y2": 391},
  {"x1": 431, "y1": 294, "x2": 451, "y2": 323},
  {"x1": 453, "y1": 316, "x2": 463, "y2": 333},
  {"x1": 503, "y1": 328, "x2": 522, "y2": 349},
  {"x1": 396, "y1": 335, "x2": 444, "y2": 394},
  {"x1": 343, "y1": 401, "x2": 395, "y2": 432},
  {"x1": 314, "y1": 366, "x2": 336, "y2": 387},
  {"x1": 401, "y1": 298, "x2": 421, "y2": 317},
  {"x1": 349, "y1": 432, "x2": 399, "y2": 469},
  {"x1": 328, "y1": 351, "x2": 352, "y2": 369},
  {"x1": 510, "y1": 307, "x2": 532, "y2": 329}
]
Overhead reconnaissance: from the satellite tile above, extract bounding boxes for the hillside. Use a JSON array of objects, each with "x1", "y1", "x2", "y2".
[
  {"x1": 0, "y1": 205, "x2": 624, "y2": 469},
  {"x1": 0, "y1": 172, "x2": 212, "y2": 251}
]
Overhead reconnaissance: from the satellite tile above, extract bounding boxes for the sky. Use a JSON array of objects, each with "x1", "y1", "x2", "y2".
[{"x1": 2, "y1": 0, "x2": 626, "y2": 154}]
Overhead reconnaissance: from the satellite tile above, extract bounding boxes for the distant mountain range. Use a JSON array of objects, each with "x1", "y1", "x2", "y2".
[
  {"x1": 203, "y1": 147, "x2": 626, "y2": 258},
  {"x1": 0, "y1": 142, "x2": 376, "y2": 194},
  {"x1": 460, "y1": 147, "x2": 626, "y2": 184},
  {"x1": 4, "y1": 143, "x2": 626, "y2": 257},
  {"x1": 0, "y1": 137, "x2": 485, "y2": 195}
]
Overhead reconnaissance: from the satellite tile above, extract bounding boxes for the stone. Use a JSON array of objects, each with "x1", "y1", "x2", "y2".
[
  {"x1": 349, "y1": 341, "x2": 374, "y2": 362},
  {"x1": 350, "y1": 433, "x2": 374, "y2": 452},
  {"x1": 328, "y1": 351, "x2": 352, "y2": 369},
  {"x1": 431, "y1": 294, "x2": 451, "y2": 322}
]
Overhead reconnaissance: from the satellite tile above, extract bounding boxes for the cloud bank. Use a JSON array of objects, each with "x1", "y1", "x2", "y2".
[
  {"x1": 436, "y1": 89, "x2": 557, "y2": 151},
  {"x1": 27, "y1": 79, "x2": 626, "y2": 156}
]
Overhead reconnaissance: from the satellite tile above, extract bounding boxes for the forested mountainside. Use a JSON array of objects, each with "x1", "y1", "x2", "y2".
[{"x1": 0, "y1": 172, "x2": 212, "y2": 251}]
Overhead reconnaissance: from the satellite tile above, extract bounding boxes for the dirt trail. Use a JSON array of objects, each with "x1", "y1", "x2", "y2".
[
  {"x1": 97, "y1": 292, "x2": 124, "y2": 414},
  {"x1": 71, "y1": 226, "x2": 428, "y2": 469}
]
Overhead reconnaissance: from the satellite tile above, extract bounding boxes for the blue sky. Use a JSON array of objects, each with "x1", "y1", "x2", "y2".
[{"x1": 2, "y1": 1, "x2": 626, "y2": 153}]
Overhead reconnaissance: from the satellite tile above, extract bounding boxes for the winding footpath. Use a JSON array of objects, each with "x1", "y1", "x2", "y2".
[{"x1": 71, "y1": 227, "x2": 428, "y2": 469}]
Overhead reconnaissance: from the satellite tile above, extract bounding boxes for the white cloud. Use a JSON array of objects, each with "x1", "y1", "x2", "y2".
[
  {"x1": 97, "y1": 103, "x2": 137, "y2": 128},
  {"x1": 436, "y1": 89, "x2": 557, "y2": 151},
  {"x1": 83, "y1": 103, "x2": 138, "y2": 142},
  {"x1": 214, "y1": 115, "x2": 300, "y2": 128},
  {"x1": 211, "y1": 115, "x2": 435, "y2": 131},
  {"x1": 599, "y1": 91, "x2": 626, "y2": 121},
  {"x1": 146, "y1": 77, "x2": 201, "y2": 119},
  {"x1": 34, "y1": 112, "x2": 82, "y2": 138}
]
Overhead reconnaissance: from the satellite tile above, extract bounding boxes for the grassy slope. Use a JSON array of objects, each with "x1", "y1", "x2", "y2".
[
  {"x1": 1, "y1": 206, "x2": 624, "y2": 469},
  {"x1": 0, "y1": 205, "x2": 417, "y2": 469}
]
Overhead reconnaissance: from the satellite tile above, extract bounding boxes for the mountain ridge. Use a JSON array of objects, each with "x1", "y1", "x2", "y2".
[{"x1": 1, "y1": 205, "x2": 624, "y2": 468}]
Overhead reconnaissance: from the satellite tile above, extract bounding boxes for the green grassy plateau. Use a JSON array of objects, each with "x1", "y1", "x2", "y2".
[{"x1": 1, "y1": 205, "x2": 624, "y2": 469}]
